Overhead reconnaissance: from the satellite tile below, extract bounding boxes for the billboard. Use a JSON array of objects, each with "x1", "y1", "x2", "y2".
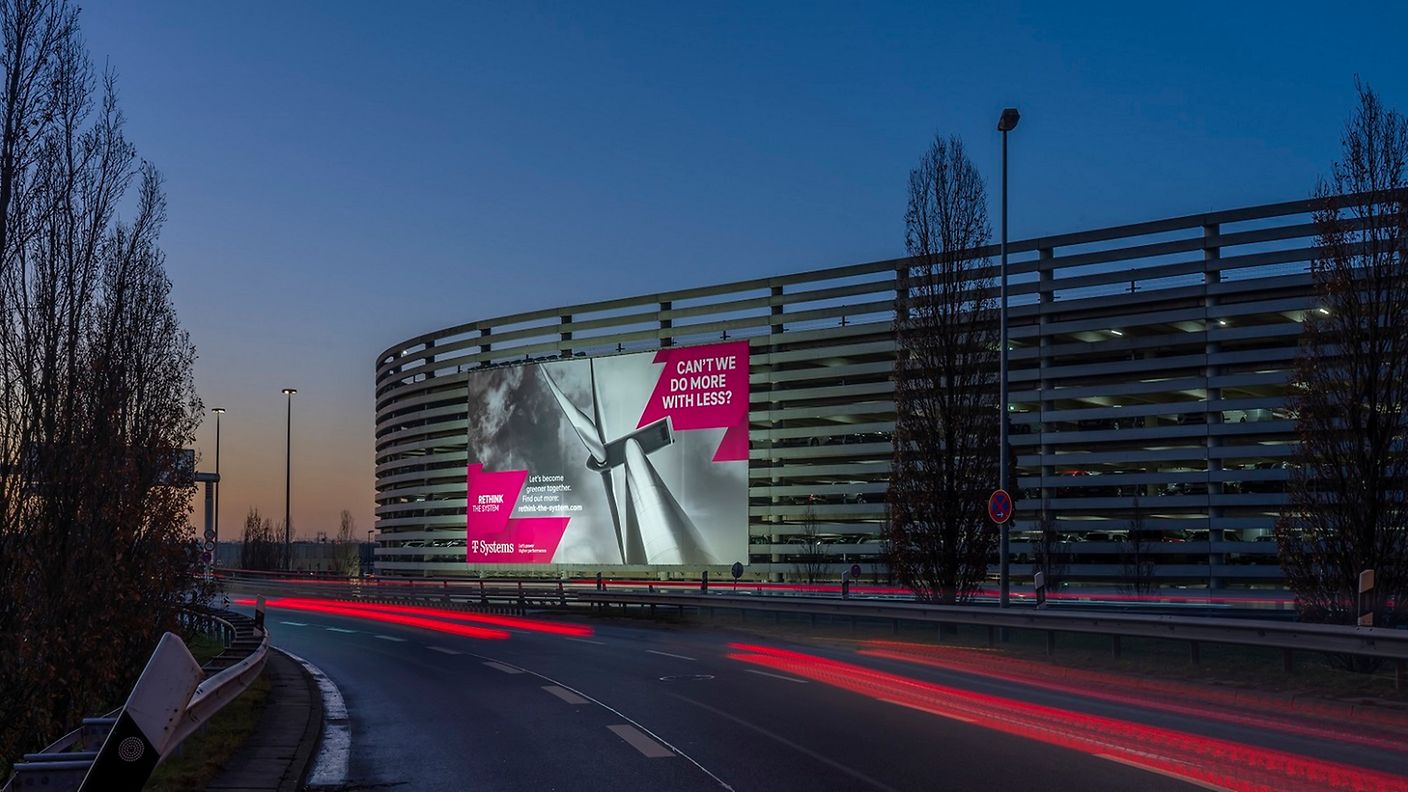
[{"x1": 465, "y1": 340, "x2": 749, "y2": 566}]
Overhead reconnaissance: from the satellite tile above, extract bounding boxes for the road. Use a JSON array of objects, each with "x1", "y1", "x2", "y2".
[{"x1": 242, "y1": 599, "x2": 1408, "y2": 792}]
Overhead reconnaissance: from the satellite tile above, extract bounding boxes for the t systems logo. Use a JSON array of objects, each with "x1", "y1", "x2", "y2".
[{"x1": 471, "y1": 539, "x2": 515, "y2": 555}]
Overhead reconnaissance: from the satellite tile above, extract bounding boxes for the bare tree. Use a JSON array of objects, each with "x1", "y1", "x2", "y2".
[
  {"x1": 886, "y1": 134, "x2": 1000, "y2": 604},
  {"x1": 0, "y1": 0, "x2": 203, "y2": 771},
  {"x1": 240, "y1": 508, "x2": 282, "y2": 571},
  {"x1": 1122, "y1": 498, "x2": 1156, "y2": 596},
  {"x1": 1277, "y1": 80, "x2": 1408, "y2": 635},
  {"x1": 792, "y1": 497, "x2": 827, "y2": 584},
  {"x1": 334, "y1": 509, "x2": 360, "y2": 576},
  {"x1": 1032, "y1": 510, "x2": 1069, "y2": 595}
]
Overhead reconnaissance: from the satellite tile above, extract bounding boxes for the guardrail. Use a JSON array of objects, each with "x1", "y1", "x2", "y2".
[
  {"x1": 3, "y1": 603, "x2": 270, "y2": 792},
  {"x1": 579, "y1": 590, "x2": 1408, "y2": 687},
  {"x1": 212, "y1": 568, "x2": 1297, "y2": 614},
  {"x1": 217, "y1": 568, "x2": 1403, "y2": 688}
]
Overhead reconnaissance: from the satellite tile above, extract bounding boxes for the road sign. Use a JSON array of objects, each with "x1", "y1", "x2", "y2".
[
  {"x1": 730, "y1": 562, "x2": 744, "y2": 580},
  {"x1": 988, "y1": 489, "x2": 1013, "y2": 524}
]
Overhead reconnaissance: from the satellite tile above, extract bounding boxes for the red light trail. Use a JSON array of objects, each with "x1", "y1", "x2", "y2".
[
  {"x1": 258, "y1": 598, "x2": 511, "y2": 640},
  {"x1": 727, "y1": 643, "x2": 1408, "y2": 791},
  {"x1": 858, "y1": 641, "x2": 1408, "y2": 753},
  {"x1": 233, "y1": 596, "x2": 594, "y2": 639}
]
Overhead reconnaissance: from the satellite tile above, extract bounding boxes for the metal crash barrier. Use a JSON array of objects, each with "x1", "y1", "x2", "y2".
[{"x1": 4, "y1": 601, "x2": 270, "y2": 792}]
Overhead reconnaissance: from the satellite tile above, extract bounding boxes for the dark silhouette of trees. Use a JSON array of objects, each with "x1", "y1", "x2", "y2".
[
  {"x1": 334, "y1": 509, "x2": 360, "y2": 576},
  {"x1": 886, "y1": 134, "x2": 1000, "y2": 604},
  {"x1": 0, "y1": 0, "x2": 201, "y2": 771},
  {"x1": 1032, "y1": 511, "x2": 1069, "y2": 595},
  {"x1": 1122, "y1": 498, "x2": 1156, "y2": 596},
  {"x1": 240, "y1": 508, "x2": 283, "y2": 571},
  {"x1": 793, "y1": 498, "x2": 827, "y2": 584},
  {"x1": 1277, "y1": 80, "x2": 1408, "y2": 635}
]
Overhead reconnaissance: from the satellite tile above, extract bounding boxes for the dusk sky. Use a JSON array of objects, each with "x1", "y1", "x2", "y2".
[{"x1": 78, "y1": 2, "x2": 1406, "y2": 540}]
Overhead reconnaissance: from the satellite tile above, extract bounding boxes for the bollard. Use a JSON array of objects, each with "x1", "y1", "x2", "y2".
[
  {"x1": 1358, "y1": 569, "x2": 1375, "y2": 627},
  {"x1": 557, "y1": 580, "x2": 566, "y2": 608},
  {"x1": 480, "y1": 579, "x2": 487, "y2": 605},
  {"x1": 701, "y1": 570, "x2": 709, "y2": 593},
  {"x1": 1034, "y1": 571, "x2": 1046, "y2": 607}
]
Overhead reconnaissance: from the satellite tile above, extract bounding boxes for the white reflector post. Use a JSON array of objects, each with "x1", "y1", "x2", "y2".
[
  {"x1": 79, "y1": 632, "x2": 203, "y2": 790},
  {"x1": 1359, "y1": 569, "x2": 1375, "y2": 627}
]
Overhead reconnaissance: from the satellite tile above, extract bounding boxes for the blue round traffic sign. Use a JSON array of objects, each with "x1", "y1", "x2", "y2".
[{"x1": 988, "y1": 489, "x2": 1013, "y2": 524}]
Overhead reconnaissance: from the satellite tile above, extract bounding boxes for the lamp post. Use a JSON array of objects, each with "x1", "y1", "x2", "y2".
[
  {"x1": 282, "y1": 388, "x2": 297, "y2": 570},
  {"x1": 997, "y1": 107, "x2": 1019, "y2": 608},
  {"x1": 366, "y1": 528, "x2": 376, "y2": 578},
  {"x1": 212, "y1": 407, "x2": 225, "y2": 566}
]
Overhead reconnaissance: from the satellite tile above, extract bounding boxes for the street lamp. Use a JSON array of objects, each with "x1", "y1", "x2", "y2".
[
  {"x1": 282, "y1": 388, "x2": 297, "y2": 570},
  {"x1": 997, "y1": 107, "x2": 1019, "y2": 609},
  {"x1": 212, "y1": 407, "x2": 225, "y2": 567}
]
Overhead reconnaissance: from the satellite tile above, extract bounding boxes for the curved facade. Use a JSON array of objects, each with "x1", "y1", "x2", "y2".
[{"x1": 375, "y1": 196, "x2": 1333, "y2": 587}]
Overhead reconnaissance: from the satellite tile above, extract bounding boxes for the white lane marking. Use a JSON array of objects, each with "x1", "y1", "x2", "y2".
[
  {"x1": 646, "y1": 649, "x2": 696, "y2": 661},
  {"x1": 471, "y1": 654, "x2": 733, "y2": 790},
  {"x1": 878, "y1": 698, "x2": 975, "y2": 724},
  {"x1": 483, "y1": 661, "x2": 523, "y2": 675},
  {"x1": 565, "y1": 637, "x2": 606, "y2": 646},
  {"x1": 608, "y1": 724, "x2": 675, "y2": 758},
  {"x1": 325, "y1": 627, "x2": 356, "y2": 633},
  {"x1": 374, "y1": 635, "x2": 407, "y2": 642},
  {"x1": 542, "y1": 685, "x2": 590, "y2": 705},
  {"x1": 745, "y1": 669, "x2": 808, "y2": 684},
  {"x1": 666, "y1": 691, "x2": 900, "y2": 792},
  {"x1": 1094, "y1": 754, "x2": 1234, "y2": 792},
  {"x1": 280, "y1": 649, "x2": 349, "y2": 789},
  {"x1": 427, "y1": 646, "x2": 462, "y2": 655},
  {"x1": 279, "y1": 621, "x2": 308, "y2": 627}
]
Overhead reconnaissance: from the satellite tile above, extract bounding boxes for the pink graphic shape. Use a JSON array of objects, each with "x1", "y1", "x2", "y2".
[
  {"x1": 637, "y1": 340, "x2": 750, "y2": 462},
  {"x1": 466, "y1": 463, "x2": 571, "y2": 564}
]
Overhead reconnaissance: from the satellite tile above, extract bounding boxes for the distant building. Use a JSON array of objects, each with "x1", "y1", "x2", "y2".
[{"x1": 374, "y1": 196, "x2": 1336, "y2": 589}]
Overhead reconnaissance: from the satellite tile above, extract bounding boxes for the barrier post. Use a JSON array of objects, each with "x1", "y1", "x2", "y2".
[
  {"x1": 1358, "y1": 569, "x2": 1375, "y2": 627},
  {"x1": 78, "y1": 634, "x2": 203, "y2": 791}
]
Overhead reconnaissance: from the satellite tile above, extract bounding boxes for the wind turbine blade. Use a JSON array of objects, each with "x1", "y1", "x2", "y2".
[{"x1": 541, "y1": 364, "x2": 607, "y2": 463}]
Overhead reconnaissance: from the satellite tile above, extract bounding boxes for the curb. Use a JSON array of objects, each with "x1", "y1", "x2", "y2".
[
  {"x1": 279, "y1": 649, "x2": 350, "y2": 790},
  {"x1": 279, "y1": 648, "x2": 324, "y2": 792}
]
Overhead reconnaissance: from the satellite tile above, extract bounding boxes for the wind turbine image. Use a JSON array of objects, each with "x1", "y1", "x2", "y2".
[{"x1": 540, "y1": 361, "x2": 712, "y2": 564}]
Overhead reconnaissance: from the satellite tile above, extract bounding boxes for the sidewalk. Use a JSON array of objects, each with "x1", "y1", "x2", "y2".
[{"x1": 207, "y1": 649, "x2": 323, "y2": 792}]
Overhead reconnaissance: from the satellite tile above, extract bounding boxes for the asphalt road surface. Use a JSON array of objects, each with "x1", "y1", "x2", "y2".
[{"x1": 244, "y1": 602, "x2": 1408, "y2": 792}]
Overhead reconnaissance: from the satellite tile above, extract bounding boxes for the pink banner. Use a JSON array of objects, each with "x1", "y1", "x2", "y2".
[
  {"x1": 465, "y1": 463, "x2": 570, "y2": 564},
  {"x1": 637, "y1": 340, "x2": 750, "y2": 462}
]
